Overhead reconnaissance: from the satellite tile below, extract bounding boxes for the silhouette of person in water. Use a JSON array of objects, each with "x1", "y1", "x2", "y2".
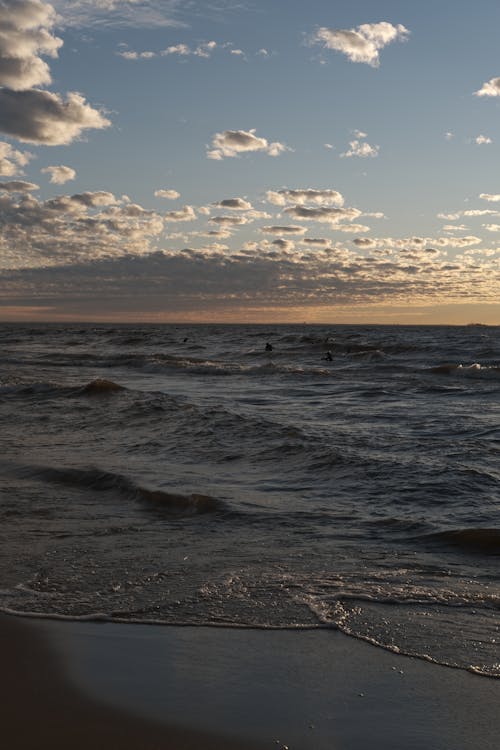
[
  {"x1": 265, "y1": 342, "x2": 273, "y2": 352},
  {"x1": 183, "y1": 337, "x2": 188, "y2": 343},
  {"x1": 322, "y1": 351, "x2": 333, "y2": 362}
]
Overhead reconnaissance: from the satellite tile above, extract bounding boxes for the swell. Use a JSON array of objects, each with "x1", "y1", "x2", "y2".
[{"x1": 16, "y1": 465, "x2": 221, "y2": 516}]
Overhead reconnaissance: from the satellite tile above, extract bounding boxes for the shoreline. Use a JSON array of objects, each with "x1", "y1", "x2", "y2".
[{"x1": 3, "y1": 612, "x2": 500, "y2": 749}]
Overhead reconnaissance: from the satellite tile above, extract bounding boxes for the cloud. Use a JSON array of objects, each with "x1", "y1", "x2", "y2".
[
  {"x1": 214, "y1": 197, "x2": 253, "y2": 210},
  {"x1": 311, "y1": 21, "x2": 409, "y2": 67},
  {"x1": 444, "y1": 132, "x2": 454, "y2": 140},
  {"x1": 0, "y1": 0, "x2": 63, "y2": 90},
  {"x1": 41, "y1": 165, "x2": 76, "y2": 184},
  {"x1": 474, "y1": 77, "x2": 500, "y2": 97},
  {"x1": 209, "y1": 215, "x2": 248, "y2": 226},
  {"x1": 4, "y1": 235, "x2": 499, "y2": 318},
  {"x1": 0, "y1": 1, "x2": 111, "y2": 146},
  {"x1": 51, "y1": 0, "x2": 187, "y2": 28},
  {"x1": 475, "y1": 135, "x2": 492, "y2": 145},
  {"x1": 341, "y1": 139, "x2": 379, "y2": 158},
  {"x1": 484, "y1": 224, "x2": 500, "y2": 232},
  {"x1": 0, "y1": 141, "x2": 33, "y2": 176},
  {"x1": 164, "y1": 204, "x2": 196, "y2": 222},
  {"x1": 266, "y1": 188, "x2": 344, "y2": 207},
  {"x1": 0, "y1": 189, "x2": 165, "y2": 269},
  {"x1": 0, "y1": 180, "x2": 39, "y2": 192},
  {"x1": 118, "y1": 50, "x2": 156, "y2": 60},
  {"x1": 207, "y1": 129, "x2": 290, "y2": 160},
  {"x1": 0, "y1": 89, "x2": 111, "y2": 145},
  {"x1": 261, "y1": 225, "x2": 307, "y2": 235},
  {"x1": 161, "y1": 43, "x2": 191, "y2": 56},
  {"x1": 155, "y1": 188, "x2": 180, "y2": 200},
  {"x1": 283, "y1": 206, "x2": 362, "y2": 224},
  {"x1": 480, "y1": 193, "x2": 500, "y2": 202}
]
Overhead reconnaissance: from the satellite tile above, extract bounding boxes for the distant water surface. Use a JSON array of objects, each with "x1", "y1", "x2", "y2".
[{"x1": 1, "y1": 323, "x2": 499, "y2": 677}]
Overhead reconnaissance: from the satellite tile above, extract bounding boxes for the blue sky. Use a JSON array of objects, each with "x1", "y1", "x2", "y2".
[{"x1": 2, "y1": 0, "x2": 500, "y2": 322}]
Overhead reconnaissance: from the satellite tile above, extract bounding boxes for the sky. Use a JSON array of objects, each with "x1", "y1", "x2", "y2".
[{"x1": 2, "y1": 0, "x2": 500, "y2": 323}]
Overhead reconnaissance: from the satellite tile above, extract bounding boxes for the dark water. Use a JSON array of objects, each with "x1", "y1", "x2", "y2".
[{"x1": 1, "y1": 323, "x2": 499, "y2": 677}]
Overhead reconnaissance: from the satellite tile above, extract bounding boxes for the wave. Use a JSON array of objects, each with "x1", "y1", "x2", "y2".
[
  {"x1": 430, "y1": 363, "x2": 500, "y2": 379},
  {"x1": 420, "y1": 528, "x2": 500, "y2": 554},
  {"x1": 79, "y1": 379, "x2": 126, "y2": 395},
  {"x1": 18, "y1": 465, "x2": 221, "y2": 516}
]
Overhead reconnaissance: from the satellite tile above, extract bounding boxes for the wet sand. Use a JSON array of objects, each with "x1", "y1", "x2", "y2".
[{"x1": 3, "y1": 613, "x2": 500, "y2": 750}]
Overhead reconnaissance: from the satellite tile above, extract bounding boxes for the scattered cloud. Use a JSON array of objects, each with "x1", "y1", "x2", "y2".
[
  {"x1": 480, "y1": 193, "x2": 500, "y2": 202},
  {"x1": 207, "y1": 129, "x2": 290, "y2": 160},
  {"x1": 444, "y1": 132, "x2": 454, "y2": 140},
  {"x1": 475, "y1": 135, "x2": 492, "y2": 145},
  {"x1": 0, "y1": 189, "x2": 165, "y2": 270},
  {"x1": 41, "y1": 165, "x2": 76, "y2": 184},
  {"x1": 155, "y1": 189, "x2": 180, "y2": 200},
  {"x1": 311, "y1": 21, "x2": 409, "y2": 67},
  {"x1": 164, "y1": 205, "x2": 196, "y2": 222},
  {"x1": 266, "y1": 188, "x2": 344, "y2": 207},
  {"x1": 474, "y1": 77, "x2": 500, "y2": 97},
  {"x1": 0, "y1": 141, "x2": 33, "y2": 176},
  {"x1": 341, "y1": 139, "x2": 379, "y2": 158}
]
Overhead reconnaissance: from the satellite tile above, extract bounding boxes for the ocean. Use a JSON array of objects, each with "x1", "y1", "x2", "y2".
[{"x1": 1, "y1": 322, "x2": 499, "y2": 677}]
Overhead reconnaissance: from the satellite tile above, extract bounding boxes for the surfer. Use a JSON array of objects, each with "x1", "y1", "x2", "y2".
[
  {"x1": 265, "y1": 342, "x2": 273, "y2": 352},
  {"x1": 322, "y1": 351, "x2": 333, "y2": 362}
]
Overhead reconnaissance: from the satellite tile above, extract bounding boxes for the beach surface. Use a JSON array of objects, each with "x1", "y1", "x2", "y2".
[{"x1": 3, "y1": 613, "x2": 500, "y2": 750}]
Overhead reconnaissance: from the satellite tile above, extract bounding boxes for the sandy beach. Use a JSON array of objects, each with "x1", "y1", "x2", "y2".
[{"x1": 3, "y1": 613, "x2": 500, "y2": 750}]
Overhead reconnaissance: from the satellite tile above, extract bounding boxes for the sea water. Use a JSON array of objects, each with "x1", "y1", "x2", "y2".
[{"x1": 1, "y1": 323, "x2": 499, "y2": 676}]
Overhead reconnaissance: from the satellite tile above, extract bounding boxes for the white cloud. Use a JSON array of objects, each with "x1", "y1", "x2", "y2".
[
  {"x1": 484, "y1": 224, "x2": 500, "y2": 232},
  {"x1": 41, "y1": 165, "x2": 76, "y2": 184},
  {"x1": 207, "y1": 129, "x2": 289, "y2": 159},
  {"x1": 311, "y1": 21, "x2": 409, "y2": 67},
  {"x1": 341, "y1": 139, "x2": 379, "y2": 158},
  {"x1": 194, "y1": 41, "x2": 217, "y2": 58},
  {"x1": 0, "y1": 141, "x2": 33, "y2": 176},
  {"x1": 444, "y1": 132, "x2": 454, "y2": 141},
  {"x1": 266, "y1": 188, "x2": 344, "y2": 207},
  {"x1": 324, "y1": 143, "x2": 334, "y2": 150},
  {"x1": 475, "y1": 135, "x2": 492, "y2": 145},
  {"x1": 474, "y1": 77, "x2": 500, "y2": 97},
  {"x1": 155, "y1": 188, "x2": 180, "y2": 200},
  {"x1": 0, "y1": 89, "x2": 111, "y2": 145},
  {"x1": 161, "y1": 43, "x2": 191, "y2": 56},
  {"x1": 480, "y1": 193, "x2": 500, "y2": 202},
  {"x1": 164, "y1": 204, "x2": 196, "y2": 222},
  {"x1": 118, "y1": 50, "x2": 156, "y2": 59}
]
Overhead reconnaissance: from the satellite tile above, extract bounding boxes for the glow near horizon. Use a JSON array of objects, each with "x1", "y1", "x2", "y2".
[{"x1": 1, "y1": 1, "x2": 500, "y2": 323}]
